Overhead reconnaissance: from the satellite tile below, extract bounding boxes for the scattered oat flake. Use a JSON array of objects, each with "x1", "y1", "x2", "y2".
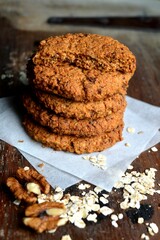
[
  {"x1": 82, "y1": 154, "x2": 106, "y2": 169},
  {"x1": 114, "y1": 167, "x2": 159, "y2": 210},
  {"x1": 57, "y1": 218, "x2": 68, "y2": 227},
  {"x1": 141, "y1": 233, "x2": 150, "y2": 240},
  {"x1": 138, "y1": 131, "x2": 144, "y2": 134},
  {"x1": 87, "y1": 213, "x2": 97, "y2": 222},
  {"x1": 61, "y1": 235, "x2": 72, "y2": 240},
  {"x1": 147, "y1": 226, "x2": 155, "y2": 236},
  {"x1": 148, "y1": 223, "x2": 159, "y2": 234},
  {"x1": 128, "y1": 165, "x2": 133, "y2": 170},
  {"x1": 120, "y1": 199, "x2": 132, "y2": 210},
  {"x1": 155, "y1": 190, "x2": 160, "y2": 194},
  {"x1": 126, "y1": 127, "x2": 135, "y2": 133},
  {"x1": 102, "y1": 193, "x2": 109, "y2": 198},
  {"x1": 138, "y1": 217, "x2": 144, "y2": 224},
  {"x1": 151, "y1": 146, "x2": 158, "y2": 152},
  {"x1": 100, "y1": 196, "x2": 108, "y2": 204},
  {"x1": 55, "y1": 186, "x2": 63, "y2": 192},
  {"x1": 78, "y1": 183, "x2": 90, "y2": 190},
  {"x1": 1, "y1": 74, "x2": 7, "y2": 79},
  {"x1": 118, "y1": 213, "x2": 123, "y2": 219},
  {"x1": 111, "y1": 220, "x2": 118, "y2": 228},
  {"x1": 111, "y1": 214, "x2": 118, "y2": 221},
  {"x1": 9, "y1": 165, "x2": 160, "y2": 237},
  {"x1": 97, "y1": 154, "x2": 106, "y2": 161},
  {"x1": 91, "y1": 203, "x2": 100, "y2": 211},
  {"x1": 53, "y1": 192, "x2": 63, "y2": 201},
  {"x1": 94, "y1": 186, "x2": 103, "y2": 194},
  {"x1": 100, "y1": 206, "x2": 114, "y2": 216},
  {"x1": 82, "y1": 155, "x2": 90, "y2": 160},
  {"x1": 13, "y1": 199, "x2": 21, "y2": 206},
  {"x1": 114, "y1": 181, "x2": 124, "y2": 189},
  {"x1": 74, "y1": 219, "x2": 86, "y2": 228}
]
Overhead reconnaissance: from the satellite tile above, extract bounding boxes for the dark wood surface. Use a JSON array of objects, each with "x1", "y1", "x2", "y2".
[
  {"x1": 0, "y1": 17, "x2": 160, "y2": 240},
  {"x1": 47, "y1": 16, "x2": 160, "y2": 29}
]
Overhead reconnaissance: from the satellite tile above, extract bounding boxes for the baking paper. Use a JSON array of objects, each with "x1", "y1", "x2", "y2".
[{"x1": 0, "y1": 96, "x2": 159, "y2": 191}]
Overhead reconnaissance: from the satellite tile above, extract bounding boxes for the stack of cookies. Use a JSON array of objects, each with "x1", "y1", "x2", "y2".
[{"x1": 23, "y1": 33, "x2": 136, "y2": 154}]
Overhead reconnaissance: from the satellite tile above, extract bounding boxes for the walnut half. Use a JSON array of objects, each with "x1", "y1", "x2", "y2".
[
  {"x1": 6, "y1": 177, "x2": 37, "y2": 204},
  {"x1": 6, "y1": 167, "x2": 50, "y2": 204},
  {"x1": 25, "y1": 201, "x2": 66, "y2": 217},
  {"x1": 23, "y1": 201, "x2": 67, "y2": 233}
]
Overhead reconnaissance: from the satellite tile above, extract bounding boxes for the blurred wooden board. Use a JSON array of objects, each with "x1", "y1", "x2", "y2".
[
  {"x1": 0, "y1": 0, "x2": 160, "y2": 31},
  {"x1": 0, "y1": 17, "x2": 160, "y2": 240}
]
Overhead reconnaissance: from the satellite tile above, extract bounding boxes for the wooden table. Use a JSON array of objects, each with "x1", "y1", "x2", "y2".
[{"x1": 0, "y1": 17, "x2": 160, "y2": 240}]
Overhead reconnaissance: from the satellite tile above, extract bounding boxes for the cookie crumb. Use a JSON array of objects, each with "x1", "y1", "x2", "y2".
[
  {"x1": 38, "y1": 163, "x2": 44, "y2": 168},
  {"x1": 18, "y1": 140, "x2": 24, "y2": 143},
  {"x1": 125, "y1": 143, "x2": 131, "y2": 147}
]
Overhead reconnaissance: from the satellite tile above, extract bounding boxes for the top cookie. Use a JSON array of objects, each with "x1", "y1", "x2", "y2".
[{"x1": 32, "y1": 33, "x2": 136, "y2": 101}]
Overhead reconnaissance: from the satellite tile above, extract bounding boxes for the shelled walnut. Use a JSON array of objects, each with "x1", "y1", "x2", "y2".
[
  {"x1": 6, "y1": 177, "x2": 37, "y2": 203},
  {"x1": 16, "y1": 168, "x2": 50, "y2": 194},
  {"x1": 6, "y1": 167, "x2": 50, "y2": 203},
  {"x1": 23, "y1": 201, "x2": 67, "y2": 233}
]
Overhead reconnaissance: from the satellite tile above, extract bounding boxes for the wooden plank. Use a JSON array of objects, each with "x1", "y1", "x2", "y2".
[
  {"x1": 0, "y1": 140, "x2": 160, "y2": 240},
  {"x1": 1, "y1": 0, "x2": 160, "y2": 31}
]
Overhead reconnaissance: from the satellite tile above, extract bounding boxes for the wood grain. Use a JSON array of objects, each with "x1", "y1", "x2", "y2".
[
  {"x1": 0, "y1": 17, "x2": 160, "y2": 240},
  {"x1": 1, "y1": 141, "x2": 160, "y2": 240}
]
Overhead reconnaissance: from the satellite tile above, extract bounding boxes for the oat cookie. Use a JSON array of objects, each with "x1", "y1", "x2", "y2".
[
  {"x1": 31, "y1": 33, "x2": 136, "y2": 101},
  {"x1": 35, "y1": 90, "x2": 126, "y2": 120},
  {"x1": 23, "y1": 94, "x2": 125, "y2": 137},
  {"x1": 23, "y1": 116, "x2": 123, "y2": 154}
]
